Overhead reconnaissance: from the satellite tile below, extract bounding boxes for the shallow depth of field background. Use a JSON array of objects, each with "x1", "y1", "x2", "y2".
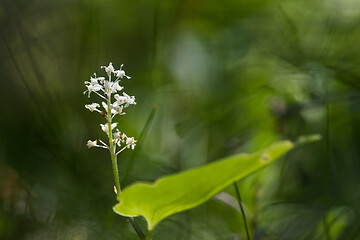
[{"x1": 1, "y1": 0, "x2": 360, "y2": 239}]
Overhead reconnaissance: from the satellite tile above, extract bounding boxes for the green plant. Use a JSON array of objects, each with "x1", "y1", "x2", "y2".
[
  {"x1": 84, "y1": 62, "x2": 145, "y2": 238},
  {"x1": 84, "y1": 62, "x2": 319, "y2": 240}
]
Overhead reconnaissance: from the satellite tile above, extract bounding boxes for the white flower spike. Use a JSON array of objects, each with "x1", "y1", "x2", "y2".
[
  {"x1": 85, "y1": 62, "x2": 137, "y2": 154},
  {"x1": 84, "y1": 61, "x2": 141, "y2": 237}
]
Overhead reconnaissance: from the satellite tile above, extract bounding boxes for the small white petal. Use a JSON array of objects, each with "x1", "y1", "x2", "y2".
[
  {"x1": 112, "y1": 81, "x2": 124, "y2": 92},
  {"x1": 100, "y1": 124, "x2": 107, "y2": 134},
  {"x1": 90, "y1": 77, "x2": 98, "y2": 85},
  {"x1": 121, "y1": 92, "x2": 136, "y2": 107},
  {"x1": 122, "y1": 133, "x2": 127, "y2": 139},
  {"x1": 87, "y1": 140, "x2": 97, "y2": 148},
  {"x1": 104, "y1": 81, "x2": 111, "y2": 91},
  {"x1": 101, "y1": 62, "x2": 115, "y2": 75},
  {"x1": 125, "y1": 137, "x2": 137, "y2": 150},
  {"x1": 102, "y1": 102, "x2": 108, "y2": 112},
  {"x1": 85, "y1": 103, "x2": 100, "y2": 112},
  {"x1": 100, "y1": 123, "x2": 118, "y2": 135},
  {"x1": 113, "y1": 130, "x2": 121, "y2": 139},
  {"x1": 115, "y1": 64, "x2": 131, "y2": 79},
  {"x1": 111, "y1": 123, "x2": 118, "y2": 130},
  {"x1": 115, "y1": 70, "x2": 126, "y2": 78},
  {"x1": 85, "y1": 83, "x2": 103, "y2": 97}
]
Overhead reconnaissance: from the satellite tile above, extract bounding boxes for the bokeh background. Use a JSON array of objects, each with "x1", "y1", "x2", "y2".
[{"x1": 1, "y1": 0, "x2": 360, "y2": 239}]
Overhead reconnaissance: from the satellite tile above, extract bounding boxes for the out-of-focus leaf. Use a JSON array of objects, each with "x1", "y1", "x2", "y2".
[
  {"x1": 206, "y1": 197, "x2": 247, "y2": 235},
  {"x1": 315, "y1": 206, "x2": 354, "y2": 240},
  {"x1": 113, "y1": 140, "x2": 293, "y2": 230}
]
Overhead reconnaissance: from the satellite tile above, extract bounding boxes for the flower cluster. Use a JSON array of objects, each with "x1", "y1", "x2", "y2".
[{"x1": 85, "y1": 62, "x2": 137, "y2": 153}]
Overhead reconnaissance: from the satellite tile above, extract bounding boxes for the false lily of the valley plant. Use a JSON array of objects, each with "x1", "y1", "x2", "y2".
[
  {"x1": 84, "y1": 62, "x2": 145, "y2": 238},
  {"x1": 84, "y1": 62, "x2": 136, "y2": 192}
]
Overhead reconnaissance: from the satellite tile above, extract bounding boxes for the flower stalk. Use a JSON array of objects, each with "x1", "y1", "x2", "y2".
[
  {"x1": 84, "y1": 62, "x2": 144, "y2": 239},
  {"x1": 107, "y1": 92, "x2": 121, "y2": 194}
]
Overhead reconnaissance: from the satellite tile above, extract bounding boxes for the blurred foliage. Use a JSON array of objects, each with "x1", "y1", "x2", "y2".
[{"x1": 0, "y1": 0, "x2": 360, "y2": 239}]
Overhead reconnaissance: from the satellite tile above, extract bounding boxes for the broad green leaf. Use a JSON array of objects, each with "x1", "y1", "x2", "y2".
[{"x1": 114, "y1": 140, "x2": 293, "y2": 230}]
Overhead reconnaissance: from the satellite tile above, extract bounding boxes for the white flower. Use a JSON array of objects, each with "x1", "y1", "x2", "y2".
[
  {"x1": 102, "y1": 101, "x2": 120, "y2": 115},
  {"x1": 113, "y1": 130, "x2": 123, "y2": 147},
  {"x1": 89, "y1": 74, "x2": 105, "y2": 85},
  {"x1": 102, "y1": 101, "x2": 108, "y2": 112},
  {"x1": 113, "y1": 130, "x2": 122, "y2": 139},
  {"x1": 115, "y1": 64, "x2": 131, "y2": 79},
  {"x1": 115, "y1": 70, "x2": 131, "y2": 79},
  {"x1": 111, "y1": 81, "x2": 124, "y2": 93},
  {"x1": 111, "y1": 101, "x2": 124, "y2": 115},
  {"x1": 85, "y1": 103, "x2": 100, "y2": 112},
  {"x1": 126, "y1": 137, "x2": 137, "y2": 150},
  {"x1": 84, "y1": 74, "x2": 105, "y2": 97},
  {"x1": 104, "y1": 81, "x2": 111, "y2": 92},
  {"x1": 114, "y1": 92, "x2": 136, "y2": 107},
  {"x1": 101, "y1": 62, "x2": 115, "y2": 76},
  {"x1": 87, "y1": 140, "x2": 98, "y2": 148},
  {"x1": 120, "y1": 133, "x2": 127, "y2": 144},
  {"x1": 123, "y1": 92, "x2": 136, "y2": 107},
  {"x1": 114, "y1": 94, "x2": 127, "y2": 104},
  {"x1": 100, "y1": 123, "x2": 118, "y2": 135},
  {"x1": 84, "y1": 83, "x2": 103, "y2": 97}
]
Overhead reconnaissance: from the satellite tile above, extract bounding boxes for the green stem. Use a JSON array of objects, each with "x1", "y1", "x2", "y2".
[
  {"x1": 130, "y1": 217, "x2": 146, "y2": 240},
  {"x1": 106, "y1": 92, "x2": 145, "y2": 240},
  {"x1": 234, "y1": 182, "x2": 251, "y2": 240},
  {"x1": 107, "y1": 93, "x2": 121, "y2": 194},
  {"x1": 146, "y1": 229, "x2": 153, "y2": 240}
]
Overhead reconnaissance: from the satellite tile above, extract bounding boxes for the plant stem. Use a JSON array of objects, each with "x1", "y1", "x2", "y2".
[
  {"x1": 106, "y1": 92, "x2": 145, "y2": 240},
  {"x1": 129, "y1": 217, "x2": 146, "y2": 240},
  {"x1": 107, "y1": 93, "x2": 121, "y2": 193},
  {"x1": 146, "y1": 229, "x2": 153, "y2": 240},
  {"x1": 234, "y1": 182, "x2": 251, "y2": 240}
]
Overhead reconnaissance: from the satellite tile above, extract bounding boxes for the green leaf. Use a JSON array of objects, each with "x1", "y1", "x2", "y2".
[
  {"x1": 315, "y1": 206, "x2": 353, "y2": 240},
  {"x1": 113, "y1": 140, "x2": 293, "y2": 230}
]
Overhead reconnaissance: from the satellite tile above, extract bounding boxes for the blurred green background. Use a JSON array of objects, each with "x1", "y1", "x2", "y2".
[{"x1": 1, "y1": 0, "x2": 360, "y2": 239}]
